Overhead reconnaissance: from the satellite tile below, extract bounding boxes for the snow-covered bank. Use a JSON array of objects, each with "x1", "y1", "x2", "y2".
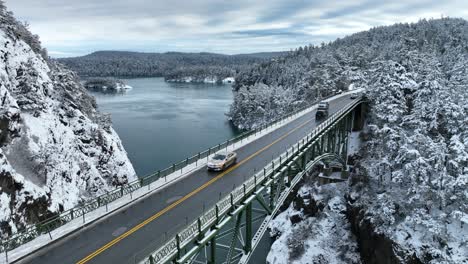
[
  {"x1": 267, "y1": 183, "x2": 361, "y2": 264},
  {"x1": 0, "y1": 5, "x2": 136, "y2": 240},
  {"x1": 165, "y1": 76, "x2": 235, "y2": 84},
  {"x1": 84, "y1": 78, "x2": 132, "y2": 93}
]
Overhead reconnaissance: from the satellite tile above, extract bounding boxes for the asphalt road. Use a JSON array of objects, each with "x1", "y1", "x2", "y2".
[{"x1": 19, "y1": 94, "x2": 353, "y2": 264}]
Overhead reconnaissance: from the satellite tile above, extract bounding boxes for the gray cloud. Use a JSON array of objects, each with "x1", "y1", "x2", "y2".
[
  {"x1": 230, "y1": 29, "x2": 308, "y2": 38},
  {"x1": 4, "y1": 0, "x2": 468, "y2": 57}
]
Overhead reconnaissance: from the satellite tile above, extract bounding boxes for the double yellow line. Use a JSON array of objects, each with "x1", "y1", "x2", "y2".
[{"x1": 77, "y1": 117, "x2": 314, "y2": 264}]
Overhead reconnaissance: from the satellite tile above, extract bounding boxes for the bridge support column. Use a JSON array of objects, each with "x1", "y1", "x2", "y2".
[
  {"x1": 208, "y1": 237, "x2": 216, "y2": 264},
  {"x1": 327, "y1": 131, "x2": 333, "y2": 153},
  {"x1": 311, "y1": 143, "x2": 316, "y2": 160},
  {"x1": 339, "y1": 119, "x2": 346, "y2": 157},
  {"x1": 352, "y1": 103, "x2": 366, "y2": 131},
  {"x1": 269, "y1": 176, "x2": 276, "y2": 210},
  {"x1": 332, "y1": 126, "x2": 337, "y2": 153},
  {"x1": 302, "y1": 151, "x2": 308, "y2": 170},
  {"x1": 244, "y1": 203, "x2": 252, "y2": 253}
]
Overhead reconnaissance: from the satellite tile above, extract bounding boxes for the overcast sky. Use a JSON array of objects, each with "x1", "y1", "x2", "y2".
[{"x1": 5, "y1": 0, "x2": 468, "y2": 57}]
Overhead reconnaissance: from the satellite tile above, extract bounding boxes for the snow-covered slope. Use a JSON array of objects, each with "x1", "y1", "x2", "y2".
[
  {"x1": 0, "y1": 25, "x2": 136, "y2": 236},
  {"x1": 349, "y1": 59, "x2": 468, "y2": 263}
]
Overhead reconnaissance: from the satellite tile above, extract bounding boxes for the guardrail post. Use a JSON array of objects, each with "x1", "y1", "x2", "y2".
[
  {"x1": 47, "y1": 226, "x2": 53, "y2": 240},
  {"x1": 215, "y1": 205, "x2": 219, "y2": 225},
  {"x1": 70, "y1": 208, "x2": 74, "y2": 219},
  {"x1": 176, "y1": 234, "x2": 181, "y2": 259},
  {"x1": 4, "y1": 243, "x2": 8, "y2": 264},
  {"x1": 120, "y1": 186, "x2": 124, "y2": 197},
  {"x1": 197, "y1": 218, "x2": 203, "y2": 240},
  {"x1": 230, "y1": 193, "x2": 234, "y2": 209}
]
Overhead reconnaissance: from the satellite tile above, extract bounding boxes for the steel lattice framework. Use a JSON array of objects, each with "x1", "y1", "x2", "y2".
[{"x1": 140, "y1": 99, "x2": 364, "y2": 264}]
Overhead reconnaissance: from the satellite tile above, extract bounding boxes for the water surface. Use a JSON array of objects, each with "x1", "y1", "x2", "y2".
[{"x1": 92, "y1": 78, "x2": 240, "y2": 176}]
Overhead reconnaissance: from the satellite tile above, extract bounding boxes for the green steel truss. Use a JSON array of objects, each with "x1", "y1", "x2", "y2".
[{"x1": 141, "y1": 99, "x2": 364, "y2": 264}]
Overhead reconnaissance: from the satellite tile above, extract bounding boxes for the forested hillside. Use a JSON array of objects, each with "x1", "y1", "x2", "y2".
[
  {"x1": 229, "y1": 18, "x2": 468, "y2": 129},
  {"x1": 58, "y1": 51, "x2": 286, "y2": 83},
  {"x1": 232, "y1": 18, "x2": 468, "y2": 263}
]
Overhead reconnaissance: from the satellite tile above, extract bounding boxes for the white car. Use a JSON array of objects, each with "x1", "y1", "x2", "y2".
[{"x1": 207, "y1": 151, "x2": 237, "y2": 171}]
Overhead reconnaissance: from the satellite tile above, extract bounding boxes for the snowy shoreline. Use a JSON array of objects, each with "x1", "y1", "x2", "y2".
[{"x1": 165, "y1": 76, "x2": 235, "y2": 84}]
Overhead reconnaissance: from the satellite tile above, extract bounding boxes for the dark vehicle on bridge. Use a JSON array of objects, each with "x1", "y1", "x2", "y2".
[
  {"x1": 315, "y1": 101, "x2": 329, "y2": 120},
  {"x1": 207, "y1": 151, "x2": 237, "y2": 171},
  {"x1": 350, "y1": 92, "x2": 360, "y2": 99}
]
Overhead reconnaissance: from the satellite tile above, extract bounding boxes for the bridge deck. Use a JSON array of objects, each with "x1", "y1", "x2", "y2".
[{"x1": 20, "y1": 94, "x2": 354, "y2": 264}]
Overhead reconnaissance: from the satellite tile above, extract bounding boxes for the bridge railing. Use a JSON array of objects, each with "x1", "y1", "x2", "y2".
[
  {"x1": 142, "y1": 99, "x2": 362, "y2": 264},
  {"x1": 0, "y1": 93, "x2": 344, "y2": 254}
]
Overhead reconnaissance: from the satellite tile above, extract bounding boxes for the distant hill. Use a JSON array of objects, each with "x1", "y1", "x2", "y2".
[{"x1": 57, "y1": 50, "x2": 287, "y2": 83}]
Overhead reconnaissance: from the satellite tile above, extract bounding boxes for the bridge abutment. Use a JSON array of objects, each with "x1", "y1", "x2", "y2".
[{"x1": 352, "y1": 103, "x2": 366, "y2": 131}]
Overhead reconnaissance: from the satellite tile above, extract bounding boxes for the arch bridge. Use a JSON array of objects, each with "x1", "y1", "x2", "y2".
[{"x1": 143, "y1": 98, "x2": 365, "y2": 264}]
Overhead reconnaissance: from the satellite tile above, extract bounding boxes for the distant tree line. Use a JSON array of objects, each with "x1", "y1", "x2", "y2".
[{"x1": 57, "y1": 51, "x2": 286, "y2": 81}]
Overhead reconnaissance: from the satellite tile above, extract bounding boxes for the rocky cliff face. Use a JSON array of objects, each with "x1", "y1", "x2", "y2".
[
  {"x1": 267, "y1": 182, "x2": 362, "y2": 264},
  {"x1": 0, "y1": 25, "x2": 136, "y2": 236}
]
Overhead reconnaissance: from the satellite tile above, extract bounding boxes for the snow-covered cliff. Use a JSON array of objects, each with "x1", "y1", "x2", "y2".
[{"x1": 0, "y1": 17, "x2": 136, "y2": 236}]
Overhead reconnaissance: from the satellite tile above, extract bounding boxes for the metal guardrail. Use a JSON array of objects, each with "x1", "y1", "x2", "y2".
[
  {"x1": 142, "y1": 99, "x2": 362, "y2": 264},
  {"x1": 0, "y1": 94, "x2": 341, "y2": 254}
]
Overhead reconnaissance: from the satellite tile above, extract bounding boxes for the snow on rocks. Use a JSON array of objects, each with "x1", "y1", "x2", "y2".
[
  {"x1": 267, "y1": 183, "x2": 361, "y2": 264},
  {"x1": 0, "y1": 27, "x2": 136, "y2": 238},
  {"x1": 84, "y1": 78, "x2": 132, "y2": 93}
]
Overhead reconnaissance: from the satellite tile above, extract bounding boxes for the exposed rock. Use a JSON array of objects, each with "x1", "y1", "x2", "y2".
[{"x1": 346, "y1": 201, "x2": 423, "y2": 264}]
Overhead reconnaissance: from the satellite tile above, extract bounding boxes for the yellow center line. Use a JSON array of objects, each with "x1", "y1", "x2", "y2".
[{"x1": 76, "y1": 115, "x2": 314, "y2": 264}]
